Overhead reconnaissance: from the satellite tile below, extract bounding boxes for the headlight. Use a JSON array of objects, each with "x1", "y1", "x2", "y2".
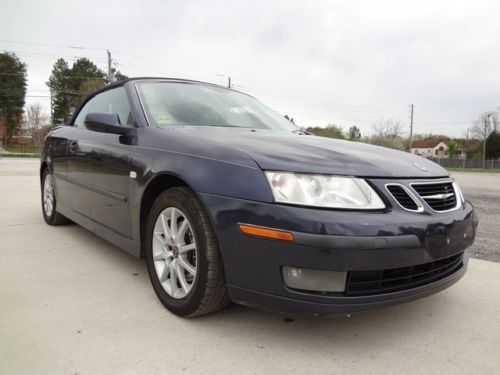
[{"x1": 265, "y1": 171, "x2": 385, "y2": 209}]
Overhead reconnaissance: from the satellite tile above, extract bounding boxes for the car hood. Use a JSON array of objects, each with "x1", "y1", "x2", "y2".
[{"x1": 159, "y1": 127, "x2": 449, "y2": 178}]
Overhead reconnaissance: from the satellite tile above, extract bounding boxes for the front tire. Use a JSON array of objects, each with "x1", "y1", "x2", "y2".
[
  {"x1": 145, "y1": 187, "x2": 230, "y2": 317},
  {"x1": 41, "y1": 168, "x2": 70, "y2": 226}
]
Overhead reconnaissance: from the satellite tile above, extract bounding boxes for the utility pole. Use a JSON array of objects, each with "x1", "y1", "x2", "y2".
[
  {"x1": 50, "y1": 89, "x2": 53, "y2": 126},
  {"x1": 107, "y1": 50, "x2": 113, "y2": 83},
  {"x1": 483, "y1": 113, "x2": 491, "y2": 169},
  {"x1": 409, "y1": 104, "x2": 414, "y2": 152},
  {"x1": 227, "y1": 76, "x2": 231, "y2": 88},
  {"x1": 463, "y1": 128, "x2": 469, "y2": 170}
]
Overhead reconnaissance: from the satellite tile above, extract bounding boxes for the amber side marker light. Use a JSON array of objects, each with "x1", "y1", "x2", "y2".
[{"x1": 238, "y1": 224, "x2": 295, "y2": 242}]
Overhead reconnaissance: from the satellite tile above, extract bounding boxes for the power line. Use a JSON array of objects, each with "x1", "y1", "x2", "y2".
[
  {"x1": 275, "y1": 108, "x2": 409, "y2": 121},
  {"x1": 7, "y1": 50, "x2": 107, "y2": 61},
  {"x1": 0, "y1": 95, "x2": 50, "y2": 98},
  {"x1": 233, "y1": 77, "x2": 409, "y2": 107},
  {"x1": 243, "y1": 95, "x2": 411, "y2": 119},
  {"x1": 0, "y1": 39, "x2": 105, "y2": 50},
  {"x1": 275, "y1": 109, "x2": 410, "y2": 123},
  {"x1": 115, "y1": 59, "x2": 226, "y2": 84},
  {"x1": 111, "y1": 49, "x2": 226, "y2": 78},
  {"x1": 0, "y1": 40, "x2": 480, "y2": 136},
  {"x1": 412, "y1": 121, "x2": 471, "y2": 124},
  {"x1": 414, "y1": 105, "x2": 474, "y2": 125},
  {"x1": 0, "y1": 94, "x2": 50, "y2": 97},
  {"x1": 116, "y1": 61, "x2": 204, "y2": 78},
  {"x1": 1, "y1": 41, "x2": 468, "y2": 117},
  {"x1": 0, "y1": 40, "x2": 486, "y2": 114},
  {"x1": 236, "y1": 84, "x2": 409, "y2": 110},
  {"x1": 0, "y1": 40, "x2": 410, "y2": 107},
  {"x1": 0, "y1": 72, "x2": 107, "y2": 79}
]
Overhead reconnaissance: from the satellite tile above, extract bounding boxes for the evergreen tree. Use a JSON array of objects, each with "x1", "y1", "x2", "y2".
[
  {"x1": 447, "y1": 141, "x2": 460, "y2": 159},
  {"x1": 47, "y1": 58, "x2": 106, "y2": 125},
  {"x1": 306, "y1": 124, "x2": 345, "y2": 139},
  {"x1": 47, "y1": 59, "x2": 72, "y2": 125},
  {"x1": 348, "y1": 125, "x2": 361, "y2": 141},
  {"x1": 112, "y1": 68, "x2": 128, "y2": 82},
  {"x1": 0, "y1": 52, "x2": 27, "y2": 144},
  {"x1": 486, "y1": 131, "x2": 500, "y2": 159}
]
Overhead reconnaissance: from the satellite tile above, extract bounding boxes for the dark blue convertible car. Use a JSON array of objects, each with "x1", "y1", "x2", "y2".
[{"x1": 40, "y1": 78, "x2": 478, "y2": 317}]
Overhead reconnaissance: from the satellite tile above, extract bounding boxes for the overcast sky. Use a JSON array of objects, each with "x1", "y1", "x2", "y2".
[{"x1": 2, "y1": 0, "x2": 499, "y2": 137}]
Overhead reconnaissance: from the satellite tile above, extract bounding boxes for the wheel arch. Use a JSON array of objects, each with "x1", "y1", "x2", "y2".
[
  {"x1": 139, "y1": 172, "x2": 217, "y2": 258},
  {"x1": 40, "y1": 161, "x2": 49, "y2": 182}
]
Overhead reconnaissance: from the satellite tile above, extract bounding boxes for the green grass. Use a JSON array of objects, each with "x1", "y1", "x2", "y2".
[
  {"x1": 0, "y1": 146, "x2": 42, "y2": 158},
  {"x1": 2, "y1": 146, "x2": 41, "y2": 153},
  {"x1": 0, "y1": 153, "x2": 40, "y2": 158}
]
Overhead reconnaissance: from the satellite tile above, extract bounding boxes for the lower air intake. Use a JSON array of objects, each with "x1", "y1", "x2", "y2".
[{"x1": 345, "y1": 252, "x2": 464, "y2": 296}]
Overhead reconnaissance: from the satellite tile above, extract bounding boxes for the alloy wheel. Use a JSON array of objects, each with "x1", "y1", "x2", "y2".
[
  {"x1": 43, "y1": 174, "x2": 54, "y2": 217},
  {"x1": 152, "y1": 207, "x2": 198, "y2": 299}
]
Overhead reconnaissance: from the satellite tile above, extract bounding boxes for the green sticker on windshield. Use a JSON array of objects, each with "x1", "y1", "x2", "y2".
[{"x1": 157, "y1": 114, "x2": 173, "y2": 124}]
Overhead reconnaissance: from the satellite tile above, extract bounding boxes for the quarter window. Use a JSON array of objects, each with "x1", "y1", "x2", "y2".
[{"x1": 73, "y1": 87, "x2": 133, "y2": 128}]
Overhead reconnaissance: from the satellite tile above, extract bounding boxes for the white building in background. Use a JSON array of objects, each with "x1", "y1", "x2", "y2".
[{"x1": 411, "y1": 140, "x2": 448, "y2": 158}]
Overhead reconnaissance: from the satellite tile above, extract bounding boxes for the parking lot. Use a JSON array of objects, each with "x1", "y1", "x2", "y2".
[{"x1": 1, "y1": 158, "x2": 499, "y2": 374}]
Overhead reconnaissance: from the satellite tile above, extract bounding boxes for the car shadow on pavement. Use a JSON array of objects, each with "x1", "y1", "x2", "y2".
[{"x1": 67, "y1": 223, "x2": 462, "y2": 357}]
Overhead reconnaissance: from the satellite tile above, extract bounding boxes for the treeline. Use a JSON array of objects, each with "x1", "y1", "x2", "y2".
[
  {"x1": 307, "y1": 118, "x2": 409, "y2": 151},
  {"x1": 48, "y1": 58, "x2": 127, "y2": 124},
  {"x1": 0, "y1": 52, "x2": 27, "y2": 144},
  {"x1": 0, "y1": 51, "x2": 127, "y2": 146},
  {"x1": 306, "y1": 116, "x2": 500, "y2": 160}
]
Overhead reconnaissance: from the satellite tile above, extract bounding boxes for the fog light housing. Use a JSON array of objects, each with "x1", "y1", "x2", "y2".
[{"x1": 282, "y1": 266, "x2": 347, "y2": 293}]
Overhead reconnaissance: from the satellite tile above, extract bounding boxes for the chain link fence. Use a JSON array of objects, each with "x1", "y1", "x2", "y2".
[
  {"x1": 0, "y1": 145, "x2": 43, "y2": 158},
  {"x1": 428, "y1": 157, "x2": 500, "y2": 170}
]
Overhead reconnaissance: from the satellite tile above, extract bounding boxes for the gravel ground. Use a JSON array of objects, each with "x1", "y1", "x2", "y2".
[{"x1": 452, "y1": 172, "x2": 500, "y2": 263}]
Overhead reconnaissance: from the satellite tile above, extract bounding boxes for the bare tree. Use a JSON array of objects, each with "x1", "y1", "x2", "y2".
[
  {"x1": 471, "y1": 112, "x2": 493, "y2": 140},
  {"x1": 23, "y1": 103, "x2": 49, "y2": 148},
  {"x1": 372, "y1": 118, "x2": 403, "y2": 139},
  {"x1": 369, "y1": 117, "x2": 405, "y2": 150},
  {"x1": 471, "y1": 111, "x2": 497, "y2": 168}
]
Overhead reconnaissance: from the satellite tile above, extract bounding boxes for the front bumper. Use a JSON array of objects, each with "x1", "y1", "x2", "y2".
[{"x1": 200, "y1": 191, "x2": 477, "y2": 316}]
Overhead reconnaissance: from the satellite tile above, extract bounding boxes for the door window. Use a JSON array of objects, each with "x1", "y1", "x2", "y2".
[{"x1": 73, "y1": 87, "x2": 133, "y2": 128}]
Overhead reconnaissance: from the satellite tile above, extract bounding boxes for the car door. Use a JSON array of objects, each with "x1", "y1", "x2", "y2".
[
  {"x1": 67, "y1": 86, "x2": 134, "y2": 237},
  {"x1": 46, "y1": 125, "x2": 75, "y2": 208}
]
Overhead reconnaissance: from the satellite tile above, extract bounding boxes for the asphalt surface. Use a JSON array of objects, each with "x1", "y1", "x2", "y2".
[{"x1": 1, "y1": 158, "x2": 499, "y2": 374}]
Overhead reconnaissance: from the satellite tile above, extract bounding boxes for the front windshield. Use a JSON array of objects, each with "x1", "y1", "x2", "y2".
[{"x1": 136, "y1": 81, "x2": 298, "y2": 131}]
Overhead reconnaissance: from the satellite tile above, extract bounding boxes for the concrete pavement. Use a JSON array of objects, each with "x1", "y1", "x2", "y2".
[{"x1": 1, "y1": 158, "x2": 499, "y2": 374}]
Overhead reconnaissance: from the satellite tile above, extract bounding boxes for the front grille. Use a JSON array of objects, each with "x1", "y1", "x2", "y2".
[
  {"x1": 386, "y1": 184, "x2": 420, "y2": 211},
  {"x1": 411, "y1": 182, "x2": 458, "y2": 211},
  {"x1": 345, "y1": 252, "x2": 464, "y2": 296}
]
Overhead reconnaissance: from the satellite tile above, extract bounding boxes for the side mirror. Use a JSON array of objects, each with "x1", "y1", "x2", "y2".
[{"x1": 84, "y1": 112, "x2": 136, "y2": 136}]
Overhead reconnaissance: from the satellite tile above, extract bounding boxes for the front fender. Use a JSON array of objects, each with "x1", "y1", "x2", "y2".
[
  {"x1": 130, "y1": 127, "x2": 273, "y2": 203},
  {"x1": 131, "y1": 146, "x2": 273, "y2": 202}
]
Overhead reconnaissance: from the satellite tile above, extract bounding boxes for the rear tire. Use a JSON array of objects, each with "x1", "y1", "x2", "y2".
[
  {"x1": 41, "y1": 168, "x2": 70, "y2": 226},
  {"x1": 145, "y1": 187, "x2": 230, "y2": 317}
]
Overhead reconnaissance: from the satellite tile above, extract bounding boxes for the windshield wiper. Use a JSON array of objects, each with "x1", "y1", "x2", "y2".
[
  {"x1": 292, "y1": 129, "x2": 312, "y2": 135},
  {"x1": 205, "y1": 124, "x2": 253, "y2": 128}
]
